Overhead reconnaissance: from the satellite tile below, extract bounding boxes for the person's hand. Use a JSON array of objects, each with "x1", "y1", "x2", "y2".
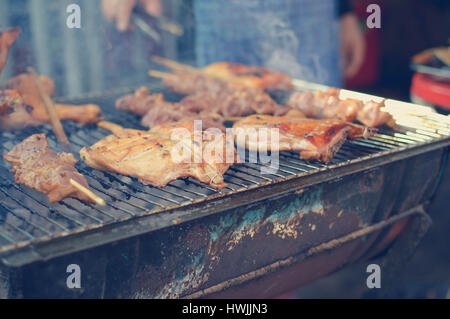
[
  {"x1": 340, "y1": 13, "x2": 366, "y2": 78},
  {"x1": 102, "y1": 0, "x2": 162, "y2": 32}
]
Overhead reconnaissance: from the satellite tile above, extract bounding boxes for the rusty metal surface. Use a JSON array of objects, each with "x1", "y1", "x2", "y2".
[
  {"x1": 0, "y1": 83, "x2": 449, "y2": 298},
  {"x1": 0, "y1": 147, "x2": 441, "y2": 298},
  {"x1": 186, "y1": 205, "x2": 430, "y2": 299}
]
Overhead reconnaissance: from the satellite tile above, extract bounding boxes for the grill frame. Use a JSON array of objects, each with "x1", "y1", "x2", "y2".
[{"x1": 0, "y1": 81, "x2": 450, "y2": 269}]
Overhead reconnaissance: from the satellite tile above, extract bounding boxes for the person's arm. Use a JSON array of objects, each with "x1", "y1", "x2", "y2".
[
  {"x1": 102, "y1": 0, "x2": 162, "y2": 32},
  {"x1": 339, "y1": 1, "x2": 366, "y2": 78}
]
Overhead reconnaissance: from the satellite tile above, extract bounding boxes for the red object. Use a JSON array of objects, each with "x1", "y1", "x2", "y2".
[
  {"x1": 410, "y1": 73, "x2": 450, "y2": 109},
  {"x1": 345, "y1": 1, "x2": 384, "y2": 89}
]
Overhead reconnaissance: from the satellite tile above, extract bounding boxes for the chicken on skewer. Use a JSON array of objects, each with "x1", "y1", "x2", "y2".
[
  {"x1": 233, "y1": 114, "x2": 375, "y2": 163},
  {"x1": 3, "y1": 134, "x2": 96, "y2": 203},
  {"x1": 152, "y1": 57, "x2": 395, "y2": 128},
  {"x1": 152, "y1": 56, "x2": 294, "y2": 91},
  {"x1": 81, "y1": 121, "x2": 237, "y2": 189},
  {"x1": 287, "y1": 88, "x2": 396, "y2": 128},
  {"x1": 149, "y1": 71, "x2": 280, "y2": 116},
  {"x1": 115, "y1": 86, "x2": 225, "y2": 130}
]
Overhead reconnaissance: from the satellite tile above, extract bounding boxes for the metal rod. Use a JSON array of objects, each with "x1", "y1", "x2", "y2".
[
  {"x1": 0, "y1": 202, "x2": 44, "y2": 237},
  {"x1": 0, "y1": 184, "x2": 69, "y2": 231}
]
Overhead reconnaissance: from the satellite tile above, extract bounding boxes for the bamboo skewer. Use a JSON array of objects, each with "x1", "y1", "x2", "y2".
[
  {"x1": 28, "y1": 68, "x2": 107, "y2": 206},
  {"x1": 148, "y1": 69, "x2": 174, "y2": 80},
  {"x1": 27, "y1": 69, "x2": 108, "y2": 206},
  {"x1": 98, "y1": 120, "x2": 125, "y2": 133},
  {"x1": 152, "y1": 56, "x2": 198, "y2": 73},
  {"x1": 28, "y1": 67, "x2": 71, "y2": 150},
  {"x1": 149, "y1": 60, "x2": 248, "y2": 89},
  {"x1": 70, "y1": 179, "x2": 106, "y2": 206},
  {"x1": 157, "y1": 17, "x2": 184, "y2": 36},
  {"x1": 134, "y1": 15, "x2": 161, "y2": 43}
]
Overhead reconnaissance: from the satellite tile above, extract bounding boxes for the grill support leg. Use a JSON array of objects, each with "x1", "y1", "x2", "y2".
[{"x1": 363, "y1": 205, "x2": 432, "y2": 298}]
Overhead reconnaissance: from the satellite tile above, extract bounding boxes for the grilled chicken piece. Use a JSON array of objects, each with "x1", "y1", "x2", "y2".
[
  {"x1": 115, "y1": 87, "x2": 225, "y2": 130},
  {"x1": 150, "y1": 121, "x2": 238, "y2": 177},
  {"x1": 233, "y1": 114, "x2": 374, "y2": 163},
  {"x1": 0, "y1": 27, "x2": 21, "y2": 78},
  {"x1": 0, "y1": 90, "x2": 43, "y2": 130},
  {"x1": 6, "y1": 74, "x2": 102, "y2": 124},
  {"x1": 3, "y1": 134, "x2": 94, "y2": 203},
  {"x1": 142, "y1": 105, "x2": 225, "y2": 131},
  {"x1": 356, "y1": 100, "x2": 396, "y2": 128},
  {"x1": 180, "y1": 88, "x2": 278, "y2": 117},
  {"x1": 202, "y1": 62, "x2": 294, "y2": 91},
  {"x1": 287, "y1": 88, "x2": 358, "y2": 121},
  {"x1": 153, "y1": 57, "x2": 293, "y2": 91},
  {"x1": 158, "y1": 72, "x2": 279, "y2": 116},
  {"x1": 160, "y1": 72, "x2": 228, "y2": 96},
  {"x1": 288, "y1": 88, "x2": 396, "y2": 128},
  {"x1": 81, "y1": 121, "x2": 236, "y2": 189},
  {"x1": 116, "y1": 86, "x2": 166, "y2": 116}
]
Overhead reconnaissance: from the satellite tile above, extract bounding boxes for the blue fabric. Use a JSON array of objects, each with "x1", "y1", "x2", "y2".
[{"x1": 194, "y1": 0, "x2": 342, "y2": 87}]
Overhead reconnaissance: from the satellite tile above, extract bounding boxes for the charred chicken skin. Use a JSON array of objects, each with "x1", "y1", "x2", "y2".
[
  {"x1": 3, "y1": 134, "x2": 94, "y2": 203},
  {"x1": 81, "y1": 121, "x2": 237, "y2": 189},
  {"x1": 233, "y1": 114, "x2": 374, "y2": 163},
  {"x1": 288, "y1": 88, "x2": 396, "y2": 128}
]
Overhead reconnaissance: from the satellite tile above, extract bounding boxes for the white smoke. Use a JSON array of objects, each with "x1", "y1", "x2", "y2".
[{"x1": 255, "y1": 13, "x2": 330, "y2": 84}]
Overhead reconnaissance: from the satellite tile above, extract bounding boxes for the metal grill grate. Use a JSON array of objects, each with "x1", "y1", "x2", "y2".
[{"x1": 0, "y1": 84, "x2": 450, "y2": 257}]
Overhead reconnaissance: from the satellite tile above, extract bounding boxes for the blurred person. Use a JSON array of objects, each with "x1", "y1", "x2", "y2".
[{"x1": 102, "y1": 0, "x2": 365, "y2": 87}]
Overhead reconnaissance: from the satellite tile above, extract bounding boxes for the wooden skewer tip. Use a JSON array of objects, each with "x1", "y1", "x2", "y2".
[
  {"x1": 151, "y1": 56, "x2": 198, "y2": 72},
  {"x1": 148, "y1": 70, "x2": 171, "y2": 79},
  {"x1": 70, "y1": 179, "x2": 106, "y2": 206}
]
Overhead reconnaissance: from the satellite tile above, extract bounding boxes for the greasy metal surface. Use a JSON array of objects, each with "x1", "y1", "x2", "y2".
[
  {"x1": 0, "y1": 82, "x2": 450, "y2": 270},
  {"x1": 2, "y1": 148, "x2": 443, "y2": 298},
  {"x1": 185, "y1": 205, "x2": 430, "y2": 298}
]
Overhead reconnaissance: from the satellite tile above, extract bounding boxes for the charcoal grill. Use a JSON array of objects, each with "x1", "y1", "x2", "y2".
[{"x1": 0, "y1": 80, "x2": 449, "y2": 298}]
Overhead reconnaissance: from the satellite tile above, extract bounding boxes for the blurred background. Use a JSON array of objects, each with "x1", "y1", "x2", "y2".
[{"x1": 0, "y1": 0, "x2": 449, "y2": 298}]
